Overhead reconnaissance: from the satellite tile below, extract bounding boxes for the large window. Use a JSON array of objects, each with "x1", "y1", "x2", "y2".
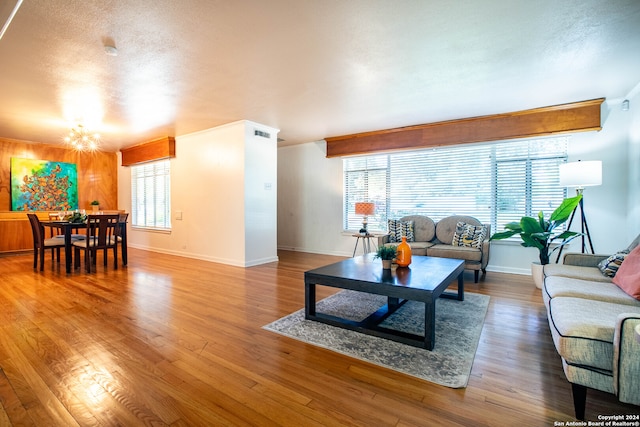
[
  {"x1": 344, "y1": 137, "x2": 568, "y2": 234},
  {"x1": 131, "y1": 160, "x2": 171, "y2": 230}
]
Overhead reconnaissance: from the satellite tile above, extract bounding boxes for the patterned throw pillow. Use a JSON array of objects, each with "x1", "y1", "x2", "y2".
[
  {"x1": 598, "y1": 251, "x2": 629, "y2": 277},
  {"x1": 452, "y1": 222, "x2": 487, "y2": 249},
  {"x1": 388, "y1": 220, "x2": 415, "y2": 243}
]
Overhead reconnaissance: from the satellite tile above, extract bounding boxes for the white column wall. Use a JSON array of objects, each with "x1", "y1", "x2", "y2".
[
  {"x1": 118, "y1": 120, "x2": 278, "y2": 267},
  {"x1": 244, "y1": 123, "x2": 279, "y2": 266},
  {"x1": 277, "y1": 102, "x2": 634, "y2": 274}
]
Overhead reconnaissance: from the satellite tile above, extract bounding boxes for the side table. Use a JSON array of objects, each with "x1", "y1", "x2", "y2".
[{"x1": 352, "y1": 233, "x2": 377, "y2": 257}]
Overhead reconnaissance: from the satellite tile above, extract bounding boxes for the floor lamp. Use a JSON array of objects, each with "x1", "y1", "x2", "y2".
[{"x1": 556, "y1": 160, "x2": 602, "y2": 261}]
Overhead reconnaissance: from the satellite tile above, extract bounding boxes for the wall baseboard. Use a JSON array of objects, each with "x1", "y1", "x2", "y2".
[
  {"x1": 128, "y1": 244, "x2": 278, "y2": 267},
  {"x1": 276, "y1": 246, "x2": 351, "y2": 258},
  {"x1": 485, "y1": 266, "x2": 531, "y2": 276}
]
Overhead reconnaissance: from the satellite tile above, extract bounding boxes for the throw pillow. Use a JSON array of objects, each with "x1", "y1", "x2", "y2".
[
  {"x1": 612, "y1": 245, "x2": 640, "y2": 300},
  {"x1": 597, "y1": 251, "x2": 629, "y2": 277},
  {"x1": 388, "y1": 219, "x2": 415, "y2": 243},
  {"x1": 452, "y1": 221, "x2": 487, "y2": 249},
  {"x1": 626, "y1": 233, "x2": 640, "y2": 253}
]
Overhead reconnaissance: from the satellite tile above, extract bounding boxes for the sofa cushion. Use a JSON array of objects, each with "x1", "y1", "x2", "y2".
[
  {"x1": 613, "y1": 245, "x2": 640, "y2": 300},
  {"x1": 388, "y1": 219, "x2": 414, "y2": 243},
  {"x1": 427, "y1": 244, "x2": 482, "y2": 262},
  {"x1": 548, "y1": 296, "x2": 640, "y2": 372},
  {"x1": 543, "y1": 264, "x2": 611, "y2": 283},
  {"x1": 544, "y1": 276, "x2": 640, "y2": 307},
  {"x1": 400, "y1": 215, "x2": 435, "y2": 243},
  {"x1": 598, "y1": 251, "x2": 628, "y2": 277},
  {"x1": 435, "y1": 215, "x2": 482, "y2": 244},
  {"x1": 383, "y1": 241, "x2": 433, "y2": 256},
  {"x1": 452, "y1": 221, "x2": 487, "y2": 249}
]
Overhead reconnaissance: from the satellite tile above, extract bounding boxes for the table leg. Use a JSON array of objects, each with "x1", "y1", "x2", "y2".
[
  {"x1": 64, "y1": 227, "x2": 72, "y2": 274},
  {"x1": 352, "y1": 237, "x2": 360, "y2": 257},
  {"x1": 457, "y1": 271, "x2": 464, "y2": 301},
  {"x1": 121, "y1": 222, "x2": 128, "y2": 265},
  {"x1": 424, "y1": 301, "x2": 435, "y2": 350},
  {"x1": 305, "y1": 281, "x2": 316, "y2": 318}
]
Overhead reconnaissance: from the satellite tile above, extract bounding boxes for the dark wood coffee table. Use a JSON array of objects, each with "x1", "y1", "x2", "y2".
[{"x1": 304, "y1": 254, "x2": 464, "y2": 350}]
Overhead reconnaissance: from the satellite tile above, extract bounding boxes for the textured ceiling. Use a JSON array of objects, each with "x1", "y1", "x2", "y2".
[{"x1": 1, "y1": 0, "x2": 639, "y2": 152}]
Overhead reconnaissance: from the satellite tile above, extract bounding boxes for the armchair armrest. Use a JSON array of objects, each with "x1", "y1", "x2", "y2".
[
  {"x1": 480, "y1": 223, "x2": 491, "y2": 269},
  {"x1": 377, "y1": 234, "x2": 391, "y2": 247},
  {"x1": 562, "y1": 252, "x2": 609, "y2": 268},
  {"x1": 613, "y1": 314, "x2": 640, "y2": 405}
]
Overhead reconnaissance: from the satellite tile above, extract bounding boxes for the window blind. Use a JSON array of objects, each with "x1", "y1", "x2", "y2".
[
  {"x1": 344, "y1": 137, "x2": 568, "y2": 234},
  {"x1": 131, "y1": 160, "x2": 171, "y2": 229}
]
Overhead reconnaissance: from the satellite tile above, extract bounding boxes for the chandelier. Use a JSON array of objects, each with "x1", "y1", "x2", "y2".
[{"x1": 64, "y1": 124, "x2": 100, "y2": 151}]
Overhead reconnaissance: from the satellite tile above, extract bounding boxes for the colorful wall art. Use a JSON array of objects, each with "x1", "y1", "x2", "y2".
[{"x1": 10, "y1": 158, "x2": 79, "y2": 211}]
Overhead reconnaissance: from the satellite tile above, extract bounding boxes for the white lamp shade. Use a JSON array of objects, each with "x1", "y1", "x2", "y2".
[{"x1": 559, "y1": 161, "x2": 602, "y2": 187}]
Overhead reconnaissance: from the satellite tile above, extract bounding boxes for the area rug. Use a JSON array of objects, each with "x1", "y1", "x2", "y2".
[{"x1": 263, "y1": 290, "x2": 490, "y2": 388}]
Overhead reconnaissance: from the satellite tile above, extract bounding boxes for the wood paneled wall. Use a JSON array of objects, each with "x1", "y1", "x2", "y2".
[{"x1": 0, "y1": 137, "x2": 118, "y2": 252}]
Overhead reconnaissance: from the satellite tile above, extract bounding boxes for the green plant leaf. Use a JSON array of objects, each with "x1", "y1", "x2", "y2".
[
  {"x1": 374, "y1": 245, "x2": 397, "y2": 260},
  {"x1": 552, "y1": 230, "x2": 580, "y2": 241},
  {"x1": 549, "y1": 194, "x2": 582, "y2": 223},
  {"x1": 490, "y1": 196, "x2": 584, "y2": 264},
  {"x1": 521, "y1": 234, "x2": 544, "y2": 250},
  {"x1": 504, "y1": 222, "x2": 523, "y2": 231},
  {"x1": 490, "y1": 230, "x2": 518, "y2": 240},
  {"x1": 520, "y1": 217, "x2": 544, "y2": 234}
]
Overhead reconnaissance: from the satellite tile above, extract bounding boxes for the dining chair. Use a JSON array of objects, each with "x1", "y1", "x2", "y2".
[
  {"x1": 115, "y1": 212, "x2": 129, "y2": 265},
  {"x1": 27, "y1": 213, "x2": 66, "y2": 271},
  {"x1": 72, "y1": 214, "x2": 119, "y2": 273}
]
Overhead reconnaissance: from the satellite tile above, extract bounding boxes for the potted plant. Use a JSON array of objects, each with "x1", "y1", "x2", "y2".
[
  {"x1": 90, "y1": 200, "x2": 100, "y2": 211},
  {"x1": 490, "y1": 194, "x2": 583, "y2": 288},
  {"x1": 374, "y1": 245, "x2": 397, "y2": 269}
]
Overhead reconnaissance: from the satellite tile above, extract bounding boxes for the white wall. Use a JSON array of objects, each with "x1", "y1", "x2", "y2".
[
  {"x1": 277, "y1": 141, "x2": 351, "y2": 256},
  {"x1": 277, "y1": 101, "x2": 635, "y2": 274},
  {"x1": 118, "y1": 120, "x2": 279, "y2": 267},
  {"x1": 626, "y1": 89, "x2": 640, "y2": 238}
]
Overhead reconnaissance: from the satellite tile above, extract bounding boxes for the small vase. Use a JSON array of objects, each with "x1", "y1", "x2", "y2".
[
  {"x1": 396, "y1": 236, "x2": 412, "y2": 267},
  {"x1": 382, "y1": 259, "x2": 392, "y2": 270},
  {"x1": 92, "y1": 205, "x2": 99, "y2": 212}
]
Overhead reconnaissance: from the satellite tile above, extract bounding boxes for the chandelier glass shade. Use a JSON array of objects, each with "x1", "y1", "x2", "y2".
[{"x1": 64, "y1": 124, "x2": 100, "y2": 151}]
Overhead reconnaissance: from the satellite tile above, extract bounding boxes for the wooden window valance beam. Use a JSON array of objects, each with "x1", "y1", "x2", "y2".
[
  {"x1": 120, "y1": 136, "x2": 176, "y2": 166},
  {"x1": 325, "y1": 98, "x2": 604, "y2": 158}
]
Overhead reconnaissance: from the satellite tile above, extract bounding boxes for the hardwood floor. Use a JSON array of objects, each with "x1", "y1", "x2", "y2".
[{"x1": 0, "y1": 249, "x2": 636, "y2": 426}]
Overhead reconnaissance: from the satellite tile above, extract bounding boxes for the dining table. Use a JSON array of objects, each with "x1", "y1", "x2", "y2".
[{"x1": 42, "y1": 216, "x2": 128, "y2": 273}]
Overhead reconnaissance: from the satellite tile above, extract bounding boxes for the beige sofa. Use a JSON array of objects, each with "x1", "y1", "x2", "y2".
[
  {"x1": 543, "y1": 251, "x2": 640, "y2": 420},
  {"x1": 377, "y1": 215, "x2": 490, "y2": 283}
]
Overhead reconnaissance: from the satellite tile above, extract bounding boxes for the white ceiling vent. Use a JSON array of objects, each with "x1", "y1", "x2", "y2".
[{"x1": 254, "y1": 129, "x2": 271, "y2": 139}]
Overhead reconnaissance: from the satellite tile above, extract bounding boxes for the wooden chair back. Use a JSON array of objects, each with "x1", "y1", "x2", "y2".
[
  {"x1": 27, "y1": 213, "x2": 44, "y2": 248},
  {"x1": 27, "y1": 213, "x2": 64, "y2": 270},
  {"x1": 74, "y1": 214, "x2": 120, "y2": 273},
  {"x1": 85, "y1": 214, "x2": 119, "y2": 248}
]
